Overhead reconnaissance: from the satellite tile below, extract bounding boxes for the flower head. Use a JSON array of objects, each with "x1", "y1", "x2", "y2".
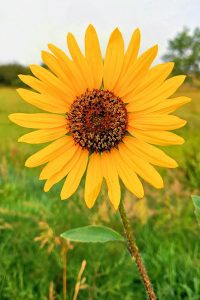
[{"x1": 9, "y1": 25, "x2": 190, "y2": 209}]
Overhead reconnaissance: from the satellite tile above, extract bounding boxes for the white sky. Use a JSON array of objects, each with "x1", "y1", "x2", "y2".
[{"x1": 0, "y1": 0, "x2": 199, "y2": 65}]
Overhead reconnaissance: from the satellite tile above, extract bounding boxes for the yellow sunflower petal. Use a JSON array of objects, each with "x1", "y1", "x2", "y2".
[
  {"x1": 124, "y1": 62, "x2": 174, "y2": 103},
  {"x1": 118, "y1": 143, "x2": 164, "y2": 189},
  {"x1": 127, "y1": 75, "x2": 186, "y2": 111},
  {"x1": 41, "y1": 51, "x2": 76, "y2": 96},
  {"x1": 84, "y1": 152, "x2": 103, "y2": 208},
  {"x1": 129, "y1": 114, "x2": 187, "y2": 131},
  {"x1": 9, "y1": 113, "x2": 67, "y2": 129},
  {"x1": 85, "y1": 24, "x2": 103, "y2": 89},
  {"x1": 111, "y1": 148, "x2": 144, "y2": 198},
  {"x1": 16, "y1": 88, "x2": 68, "y2": 114},
  {"x1": 123, "y1": 136, "x2": 178, "y2": 168},
  {"x1": 120, "y1": 28, "x2": 140, "y2": 76},
  {"x1": 30, "y1": 64, "x2": 74, "y2": 103},
  {"x1": 48, "y1": 43, "x2": 87, "y2": 95},
  {"x1": 44, "y1": 147, "x2": 82, "y2": 192},
  {"x1": 61, "y1": 149, "x2": 89, "y2": 200},
  {"x1": 114, "y1": 45, "x2": 158, "y2": 98},
  {"x1": 103, "y1": 28, "x2": 124, "y2": 91},
  {"x1": 133, "y1": 62, "x2": 174, "y2": 94},
  {"x1": 67, "y1": 32, "x2": 94, "y2": 90},
  {"x1": 101, "y1": 152, "x2": 121, "y2": 210},
  {"x1": 25, "y1": 136, "x2": 70, "y2": 168},
  {"x1": 19, "y1": 75, "x2": 46, "y2": 93},
  {"x1": 41, "y1": 51, "x2": 65, "y2": 79},
  {"x1": 18, "y1": 126, "x2": 68, "y2": 144},
  {"x1": 137, "y1": 96, "x2": 191, "y2": 115},
  {"x1": 129, "y1": 129, "x2": 185, "y2": 146},
  {"x1": 43, "y1": 147, "x2": 82, "y2": 192},
  {"x1": 40, "y1": 140, "x2": 78, "y2": 180},
  {"x1": 18, "y1": 75, "x2": 68, "y2": 107}
]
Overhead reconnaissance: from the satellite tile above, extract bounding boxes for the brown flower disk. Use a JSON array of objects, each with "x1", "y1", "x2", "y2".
[{"x1": 67, "y1": 89, "x2": 128, "y2": 152}]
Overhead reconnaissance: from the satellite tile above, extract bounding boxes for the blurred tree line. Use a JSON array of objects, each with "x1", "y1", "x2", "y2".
[
  {"x1": 163, "y1": 27, "x2": 200, "y2": 85},
  {"x1": 0, "y1": 63, "x2": 31, "y2": 87},
  {"x1": 0, "y1": 27, "x2": 199, "y2": 87}
]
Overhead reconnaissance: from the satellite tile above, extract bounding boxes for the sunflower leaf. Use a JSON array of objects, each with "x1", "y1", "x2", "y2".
[
  {"x1": 60, "y1": 225, "x2": 125, "y2": 243},
  {"x1": 191, "y1": 195, "x2": 200, "y2": 224}
]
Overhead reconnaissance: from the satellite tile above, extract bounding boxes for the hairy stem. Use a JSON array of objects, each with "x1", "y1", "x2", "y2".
[{"x1": 119, "y1": 200, "x2": 156, "y2": 300}]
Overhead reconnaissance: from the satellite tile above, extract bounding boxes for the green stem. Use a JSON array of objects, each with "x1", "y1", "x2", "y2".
[{"x1": 119, "y1": 200, "x2": 156, "y2": 300}]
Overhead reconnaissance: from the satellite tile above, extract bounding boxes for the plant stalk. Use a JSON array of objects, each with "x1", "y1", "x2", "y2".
[{"x1": 118, "y1": 200, "x2": 156, "y2": 300}]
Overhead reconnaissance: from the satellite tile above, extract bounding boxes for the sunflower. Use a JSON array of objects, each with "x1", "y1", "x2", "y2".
[{"x1": 9, "y1": 25, "x2": 190, "y2": 209}]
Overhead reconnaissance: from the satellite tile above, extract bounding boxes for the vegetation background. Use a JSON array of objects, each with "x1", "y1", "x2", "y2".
[{"x1": 0, "y1": 26, "x2": 200, "y2": 300}]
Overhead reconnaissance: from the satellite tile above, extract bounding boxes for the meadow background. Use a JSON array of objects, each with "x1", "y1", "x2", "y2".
[{"x1": 1, "y1": 1, "x2": 200, "y2": 299}]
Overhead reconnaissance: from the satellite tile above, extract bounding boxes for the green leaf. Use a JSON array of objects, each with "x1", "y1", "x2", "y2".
[
  {"x1": 191, "y1": 195, "x2": 200, "y2": 223},
  {"x1": 60, "y1": 225, "x2": 125, "y2": 243}
]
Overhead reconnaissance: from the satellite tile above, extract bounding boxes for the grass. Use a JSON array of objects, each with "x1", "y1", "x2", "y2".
[{"x1": 0, "y1": 85, "x2": 200, "y2": 299}]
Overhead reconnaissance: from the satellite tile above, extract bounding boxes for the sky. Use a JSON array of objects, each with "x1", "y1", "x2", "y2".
[{"x1": 0, "y1": 0, "x2": 199, "y2": 65}]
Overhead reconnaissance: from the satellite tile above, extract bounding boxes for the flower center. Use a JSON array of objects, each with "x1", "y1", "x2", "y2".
[{"x1": 67, "y1": 89, "x2": 128, "y2": 152}]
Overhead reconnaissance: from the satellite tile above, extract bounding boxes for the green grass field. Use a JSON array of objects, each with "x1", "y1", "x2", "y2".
[{"x1": 0, "y1": 86, "x2": 200, "y2": 300}]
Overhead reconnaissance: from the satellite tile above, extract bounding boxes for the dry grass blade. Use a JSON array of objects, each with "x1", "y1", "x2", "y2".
[
  {"x1": 49, "y1": 281, "x2": 55, "y2": 300},
  {"x1": 73, "y1": 260, "x2": 87, "y2": 300}
]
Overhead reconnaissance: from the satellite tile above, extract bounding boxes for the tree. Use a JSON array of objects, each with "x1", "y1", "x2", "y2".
[
  {"x1": 163, "y1": 27, "x2": 200, "y2": 84},
  {"x1": 0, "y1": 63, "x2": 31, "y2": 87}
]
